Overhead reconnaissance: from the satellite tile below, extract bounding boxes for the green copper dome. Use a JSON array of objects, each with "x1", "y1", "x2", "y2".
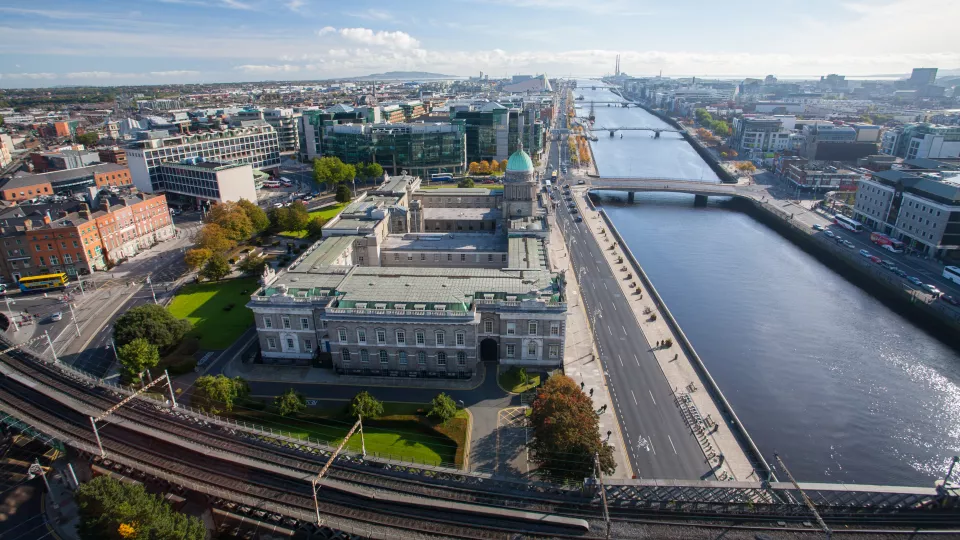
[{"x1": 505, "y1": 149, "x2": 534, "y2": 173}]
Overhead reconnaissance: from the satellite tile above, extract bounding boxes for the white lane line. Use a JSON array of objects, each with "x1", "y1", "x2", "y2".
[
  {"x1": 612, "y1": 303, "x2": 617, "y2": 311},
  {"x1": 634, "y1": 354, "x2": 640, "y2": 366},
  {"x1": 622, "y1": 325, "x2": 627, "y2": 334},
  {"x1": 630, "y1": 390, "x2": 638, "y2": 405},
  {"x1": 603, "y1": 282, "x2": 608, "y2": 290},
  {"x1": 617, "y1": 354, "x2": 623, "y2": 366},
  {"x1": 607, "y1": 326, "x2": 612, "y2": 336},
  {"x1": 667, "y1": 434, "x2": 678, "y2": 455},
  {"x1": 648, "y1": 390, "x2": 657, "y2": 406}
]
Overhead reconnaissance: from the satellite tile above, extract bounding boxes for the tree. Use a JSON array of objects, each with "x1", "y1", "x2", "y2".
[
  {"x1": 113, "y1": 304, "x2": 191, "y2": 350},
  {"x1": 76, "y1": 475, "x2": 205, "y2": 540},
  {"x1": 236, "y1": 199, "x2": 269, "y2": 232},
  {"x1": 478, "y1": 160, "x2": 491, "y2": 174},
  {"x1": 268, "y1": 206, "x2": 289, "y2": 230},
  {"x1": 528, "y1": 373, "x2": 615, "y2": 481},
  {"x1": 712, "y1": 120, "x2": 732, "y2": 137},
  {"x1": 238, "y1": 253, "x2": 267, "y2": 275},
  {"x1": 307, "y1": 216, "x2": 328, "y2": 238},
  {"x1": 499, "y1": 159, "x2": 508, "y2": 173},
  {"x1": 468, "y1": 161, "x2": 480, "y2": 174},
  {"x1": 313, "y1": 156, "x2": 356, "y2": 185},
  {"x1": 200, "y1": 253, "x2": 230, "y2": 281},
  {"x1": 427, "y1": 392, "x2": 457, "y2": 424},
  {"x1": 195, "y1": 223, "x2": 236, "y2": 254},
  {"x1": 117, "y1": 338, "x2": 160, "y2": 380},
  {"x1": 335, "y1": 183, "x2": 353, "y2": 203},
  {"x1": 458, "y1": 177, "x2": 475, "y2": 188},
  {"x1": 350, "y1": 390, "x2": 383, "y2": 419},
  {"x1": 275, "y1": 388, "x2": 307, "y2": 416},
  {"x1": 194, "y1": 375, "x2": 249, "y2": 413},
  {"x1": 287, "y1": 201, "x2": 310, "y2": 232},
  {"x1": 364, "y1": 162, "x2": 384, "y2": 178},
  {"x1": 75, "y1": 132, "x2": 100, "y2": 147},
  {"x1": 183, "y1": 248, "x2": 212, "y2": 270},
  {"x1": 207, "y1": 202, "x2": 253, "y2": 241},
  {"x1": 489, "y1": 159, "x2": 499, "y2": 172}
]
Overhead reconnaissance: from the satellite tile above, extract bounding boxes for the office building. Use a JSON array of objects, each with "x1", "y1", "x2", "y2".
[
  {"x1": 298, "y1": 108, "x2": 367, "y2": 161},
  {"x1": 853, "y1": 168, "x2": 960, "y2": 256},
  {"x1": 802, "y1": 123, "x2": 878, "y2": 161},
  {"x1": 30, "y1": 149, "x2": 99, "y2": 172},
  {"x1": 880, "y1": 123, "x2": 960, "y2": 160},
  {"x1": 248, "y1": 150, "x2": 566, "y2": 374},
  {"x1": 97, "y1": 147, "x2": 127, "y2": 165},
  {"x1": 154, "y1": 160, "x2": 257, "y2": 205},
  {"x1": 320, "y1": 122, "x2": 467, "y2": 176},
  {"x1": 125, "y1": 124, "x2": 280, "y2": 193},
  {"x1": 774, "y1": 157, "x2": 862, "y2": 192},
  {"x1": 450, "y1": 103, "x2": 544, "y2": 164},
  {"x1": 909, "y1": 68, "x2": 938, "y2": 88},
  {"x1": 264, "y1": 108, "x2": 301, "y2": 152},
  {"x1": 731, "y1": 116, "x2": 791, "y2": 158},
  {"x1": 2, "y1": 163, "x2": 132, "y2": 201}
]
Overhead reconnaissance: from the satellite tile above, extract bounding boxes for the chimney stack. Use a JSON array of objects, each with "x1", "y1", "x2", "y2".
[{"x1": 43, "y1": 211, "x2": 52, "y2": 225}]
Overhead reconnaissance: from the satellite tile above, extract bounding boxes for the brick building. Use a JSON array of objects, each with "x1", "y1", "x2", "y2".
[{"x1": 1, "y1": 163, "x2": 132, "y2": 201}]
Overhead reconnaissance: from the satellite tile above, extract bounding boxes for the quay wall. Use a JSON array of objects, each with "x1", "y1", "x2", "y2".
[{"x1": 596, "y1": 207, "x2": 774, "y2": 480}]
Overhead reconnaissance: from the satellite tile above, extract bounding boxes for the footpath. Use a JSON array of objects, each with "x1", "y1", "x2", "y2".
[
  {"x1": 547, "y1": 206, "x2": 634, "y2": 479},
  {"x1": 572, "y1": 186, "x2": 757, "y2": 482}
]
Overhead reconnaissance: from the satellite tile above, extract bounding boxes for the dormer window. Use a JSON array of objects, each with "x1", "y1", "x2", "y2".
[
  {"x1": 434, "y1": 304, "x2": 446, "y2": 311},
  {"x1": 356, "y1": 302, "x2": 367, "y2": 309}
]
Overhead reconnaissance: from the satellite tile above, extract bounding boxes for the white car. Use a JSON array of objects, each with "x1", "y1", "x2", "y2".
[
  {"x1": 812, "y1": 223, "x2": 823, "y2": 231},
  {"x1": 50, "y1": 312, "x2": 63, "y2": 322},
  {"x1": 824, "y1": 230, "x2": 835, "y2": 238}
]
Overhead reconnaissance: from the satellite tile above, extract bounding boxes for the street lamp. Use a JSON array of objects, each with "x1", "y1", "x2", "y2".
[{"x1": 4, "y1": 296, "x2": 18, "y2": 332}]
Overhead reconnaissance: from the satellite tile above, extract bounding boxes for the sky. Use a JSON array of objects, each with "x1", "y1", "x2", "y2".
[{"x1": 0, "y1": 0, "x2": 958, "y2": 88}]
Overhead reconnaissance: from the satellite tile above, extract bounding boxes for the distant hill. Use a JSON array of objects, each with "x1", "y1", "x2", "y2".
[{"x1": 351, "y1": 71, "x2": 460, "y2": 81}]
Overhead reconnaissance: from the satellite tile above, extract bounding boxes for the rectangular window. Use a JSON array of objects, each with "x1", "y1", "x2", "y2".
[
  {"x1": 282, "y1": 317, "x2": 291, "y2": 329},
  {"x1": 460, "y1": 253, "x2": 466, "y2": 262},
  {"x1": 506, "y1": 344, "x2": 515, "y2": 358},
  {"x1": 300, "y1": 317, "x2": 310, "y2": 329},
  {"x1": 286, "y1": 338, "x2": 295, "y2": 349},
  {"x1": 456, "y1": 332, "x2": 465, "y2": 346},
  {"x1": 528, "y1": 321, "x2": 538, "y2": 335},
  {"x1": 416, "y1": 331, "x2": 425, "y2": 345},
  {"x1": 528, "y1": 342, "x2": 537, "y2": 357},
  {"x1": 447, "y1": 253, "x2": 452, "y2": 261},
  {"x1": 437, "y1": 352, "x2": 447, "y2": 366},
  {"x1": 267, "y1": 337, "x2": 277, "y2": 349},
  {"x1": 263, "y1": 317, "x2": 273, "y2": 329},
  {"x1": 338, "y1": 328, "x2": 348, "y2": 343},
  {"x1": 418, "y1": 351, "x2": 426, "y2": 365},
  {"x1": 420, "y1": 253, "x2": 426, "y2": 261},
  {"x1": 484, "y1": 320, "x2": 494, "y2": 333},
  {"x1": 342, "y1": 349, "x2": 351, "y2": 363},
  {"x1": 379, "y1": 350, "x2": 389, "y2": 364},
  {"x1": 488, "y1": 254, "x2": 493, "y2": 262},
  {"x1": 549, "y1": 345, "x2": 560, "y2": 359},
  {"x1": 396, "y1": 330, "x2": 406, "y2": 345},
  {"x1": 394, "y1": 253, "x2": 400, "y2": 261},
  {"x1": 550, "y1": 322, "x2": 561, "y2": 336},
  {"x1": 435, "y1": 332, "x2": 445, "y2": 346},
  {"x1": 502, "y1": 254, "x2": 507, "y2": 262},
  {"x1": 399, "y1": 351, "x2": 408, "y2": 365},
  {"x1": 506, "y1": 322, "x2": 516, "y2": 335},
  {"x1": 357, "y1": 329, "x2": 366, "y2": 343},
  {"x1": 376, "y1": 329, "x2": 386, "y2": 344},
  {"x1": 304, "y1": 340, "x2": 313, "y2": 352}
]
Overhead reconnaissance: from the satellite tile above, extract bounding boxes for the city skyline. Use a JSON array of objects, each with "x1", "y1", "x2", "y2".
[{"x1": 0, "y1": 0, "x2": 958, "y2": 88}]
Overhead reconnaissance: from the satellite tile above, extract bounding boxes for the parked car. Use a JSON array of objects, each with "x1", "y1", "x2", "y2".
[
  {"x1": 894, "y1": 269, "x2": 908, "y2": 278},
  {"x1": 575, "y1": 216, "x2": 583, "y2": 222},
  {"x1": 577, "y1": 179, "x2": 586, "y2": 185},
  {"x1": 843, "y1": 240, "x2": 855, "y2": 249},
  {"x1": 273, "y1": 202, "x2": 283, "y2": 208},
  {"x1": 908, "y1": 276, "x2": 923, "y2": 286},
  {"x1": 941, "y1": 295, "x2": 959, "y2": 306},
  {"x1": 869, "y1": 255, "x2": 882, "y2": 264},
  {"x1": 922, "y1": 284, "x2": 942, "y2": 296},
  {"x1": 812, "y1": 223, "x2": 823, "y2": 231},
  {"x1": 859, "y1": 249, "x2": 871, "y2": 257},
  {"x1": 50, "y1": 312, "x2": 63, "y2": 322}
]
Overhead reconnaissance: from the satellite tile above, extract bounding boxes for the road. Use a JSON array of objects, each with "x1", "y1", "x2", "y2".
[{"x1": 550, "y1": 185, "x2": 710, "y2": 480}]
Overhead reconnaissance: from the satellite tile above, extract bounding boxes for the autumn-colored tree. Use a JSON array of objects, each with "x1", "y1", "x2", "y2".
[
  {"x1": 528, "y1": 373, "x2": 615, "y2": 481},
  {"x1": 499, "y1": 159, "x2": 508, "y2": 172},
  {"x1": 195, "y1": 223, "x2": 236, "y2": 254},
  {"x1": 184, "y1": 248, "x2": 212, "y2": 270},
  {"x1": 236, "y1": 199, "x2": 270, "y2": 232},
  {"x1": 490, "y1": 159, "x2": 499, "y2": 172},
  {"x1": 478, "y1": 160, "x2": 491, "y2": 174},
  {"x1": 207, "y1": 202, "x2": 253, "y2": 241},
  {"x1": 468, "y1": 161, "x2": 480, "y2": 174}
]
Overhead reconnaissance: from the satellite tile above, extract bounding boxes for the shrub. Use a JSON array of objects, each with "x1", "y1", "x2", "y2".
[
  {"x1": 223, "y1": 303, "x2": 235, "y2": 311},
  {"x1": 648, "y1": 313, "x2": 658, "y2": 322}
]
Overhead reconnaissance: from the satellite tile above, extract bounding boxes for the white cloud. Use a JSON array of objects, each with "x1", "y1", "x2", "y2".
[
  {"x1": 317, "y1": 26, "x2": 336, "y2": 36},
  {"x1": 234, "y1": 64, "x2": 301, "y2": 74},
  {"x1": 220, "y1": 0, "x2": 254, "y2": 10},
  {"x1": 285, "y1": 0, "x2": 306, "y2": 12},
  {"x1": 150, "y1": 70, "x2": 201, "y2": 77},
  {"x1": 337, "y1": 28, "x2": 419, "y2": 49},
  {"x1": 345, "y1": 8, "x2": 392, "y2": 21},
  {"x1": 1, "y1": 72, "x2": 57, "y2": 79}
]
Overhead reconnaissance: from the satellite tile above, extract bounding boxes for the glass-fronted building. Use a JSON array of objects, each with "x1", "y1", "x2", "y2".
[
  {"x1": 321, "y1": 123, "x2": 467, "y2": 176},
  {"x1": 450, "y1": 104, "x2": 544, "y2": 165}
]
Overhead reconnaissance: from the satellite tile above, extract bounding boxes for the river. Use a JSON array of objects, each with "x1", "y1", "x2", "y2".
[{"x1": 574, "y1": 81, "x2": 960, "y2": 486}]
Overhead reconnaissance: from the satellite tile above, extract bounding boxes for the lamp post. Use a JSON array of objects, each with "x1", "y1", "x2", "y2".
[{"x1": 4, "y1": 296, "x2": 18, "y2": 332}]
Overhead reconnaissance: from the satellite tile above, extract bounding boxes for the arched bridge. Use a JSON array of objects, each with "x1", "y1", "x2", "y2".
[
  {"x1": 589, "y1": 126, "x2": 683, "y2": 138},
  {"x1": 586, "y1": 177, "x2": 760, "y2": 203}
]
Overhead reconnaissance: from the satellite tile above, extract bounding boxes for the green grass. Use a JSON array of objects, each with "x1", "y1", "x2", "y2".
[
  {"x1": 229, "y1": 401, "x2": 468, "y2": 467},
  {"x1": 277, "y1": 203, "x2": 347, "y2": 238},
  {"x1": 168, "y1": 277, "x2": 257, "y2": 349},
  {"x1": 499, "y1": 367, "x2": 540, "y2": 393}
]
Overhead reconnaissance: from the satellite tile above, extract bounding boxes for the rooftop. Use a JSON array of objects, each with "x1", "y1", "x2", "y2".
[
  {"x1": 380, "y1": 233, "x2": 507, "y2": 252},
  {"x1": 3, "y1": 163, "x2": 127, "y2": 190},
  {"x1": 422, "y1": 207, "x2": 501, "y2": 221}
]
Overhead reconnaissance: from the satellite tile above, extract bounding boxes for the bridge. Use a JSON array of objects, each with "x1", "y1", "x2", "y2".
[
  {"x1": 587, "y1": 177, "x2": 758, "y2": 203},
  {"x1": 590, "y1": 126, "x2": 684, "y2": 138},
  {"x1": 0, "y1": 335, "x2": 958, "y2": 536}
]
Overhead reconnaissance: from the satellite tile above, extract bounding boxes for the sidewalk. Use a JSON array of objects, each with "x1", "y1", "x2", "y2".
[
  {"x1": 546, "y1": 208, "x2": 634, "y2": 479},
  {"x1": 43, "y1": 460, "x2": 83, "y2": 540},
  {"x1": 573, "y1": 187, "x2": 756, "y2": 482}
]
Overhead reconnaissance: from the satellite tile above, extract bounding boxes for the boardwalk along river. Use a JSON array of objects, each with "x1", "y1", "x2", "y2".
[{"x1": 575, "y1": 81, "x2": 960, "y2": 486}]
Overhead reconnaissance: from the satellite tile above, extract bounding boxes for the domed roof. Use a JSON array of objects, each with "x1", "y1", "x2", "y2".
[{"x1": 505, "y1": 148, "x2": 534, "y2": 173}]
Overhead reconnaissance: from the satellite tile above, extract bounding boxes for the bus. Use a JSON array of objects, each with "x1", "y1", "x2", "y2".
[
  {"x1": 431, "y1": 173, "x2": 453, "y2": 183},
  {"x1": 833, "y1": 214, "x2": 863, "y2": 232},
  {"x1": 18, "y1": 273, "x2": 69, "y2": 293},
  {"x1": 943, "y1": 266, "x2": 960, "y2": 285},
  {"x1": 261, "y1": 180, "x2": 281, "y2": 189},
  {"x1": 551, "y1": 170, "x2": 558, "y2": 181}
]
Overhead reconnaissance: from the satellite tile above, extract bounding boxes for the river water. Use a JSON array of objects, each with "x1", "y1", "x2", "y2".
[{"x1": 575, "y1": 81, "x2": 960, "y2": 486}]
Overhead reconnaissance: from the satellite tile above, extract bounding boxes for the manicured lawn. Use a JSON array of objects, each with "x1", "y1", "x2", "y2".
[
  {"x1": 277, "y1": 203, "x2": 346, "y2": 238},
  {"x1": 229, "y1": 401, "x2": 468, "y2": 468},
  {"x1": 499, "y1": 366, "x2": 540, "y2": 393},
  {"x1": 168, "y1": 277, "x2": 257, "y2": 349}
]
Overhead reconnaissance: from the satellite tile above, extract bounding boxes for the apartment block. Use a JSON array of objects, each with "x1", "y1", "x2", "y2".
[{"x1": 155, "y1": 160, "x2": 257, "y2": 204}]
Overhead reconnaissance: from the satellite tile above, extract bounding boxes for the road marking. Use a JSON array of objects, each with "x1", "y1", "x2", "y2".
[
  {"x1": 612, "y1": 303, "x2": 616, "y2": 311},
  {"x1": 622, "y1": 325, "x2": 626, "y2": 334},
  {"x1": 603, "y1": 282, "x2": 608, "y2": 290},
  {"x1": 667, "y1": 434, "x2": 677, "y2": 454},
  {"x1": 618, "y1": 354, "x2": 623, "y2": 366},
  {"x1": 648, "y1": 390, "x2": 656, "y2": 406},
  {"x1": 607, "y1": 326, "x2": 612, "y2": 336},
  {"x1": 634, "y1": 354, "x2": 640, "y2": 366},
  {"x1": 630, "y1": 390, "x2": 638, "y2": 404}
]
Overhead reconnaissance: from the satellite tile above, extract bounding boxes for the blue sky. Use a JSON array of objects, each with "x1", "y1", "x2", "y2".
[{"x1": 0, "y1": 0, "x2": 957, "y2": 88}]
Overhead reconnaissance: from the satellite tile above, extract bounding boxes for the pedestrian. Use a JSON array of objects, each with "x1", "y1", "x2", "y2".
[
  {"x1": 589, "y1": 388, "x2": 594, "y2": 397},
  {"x1": 580, "y1": 381, "x2": 585, "y2": 390}
]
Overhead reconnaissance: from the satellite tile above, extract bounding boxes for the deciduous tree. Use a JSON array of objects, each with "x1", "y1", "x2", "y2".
[
  {"x1": 200, "y1": 253, "x2": 230, "y2": 281},
  {"x1": 478, "y1": 160, "x2": 491, "y2": 174},
  {"x1": 350, "y1": 390, "x2": 383, "y2": 419},
  {"x1": 468, "y1": 162, "x2": 480, "y2": 174},
  {"x1": 489, "y1": 159, "x2": 499, "y2": 172},
  {"x1": 76, "y1": 476, "x2": 204, "y2": 540},
  {"x1": 287, "y1": 201, "x2": 310, "y2": 232},
  {"x1": 236, "y1": 199, "x2": 269, "y2": 232},
  {"x1": 457, "y1": 177, "x2": 475, "y2": 188},
  {"x1": 195, "y1": 223, "x2": 236, "y2": 254},
  {"x1": 75, "y1": 132, "x2": 100, "y2": 147},
  {"x1": 184, "y1": 248, "x2": 212, "y2": 270},
  {"x1": 428, "y1": 392, "x2": 457, "y2": 424},
  {"x1": 335, "y1": 183, "x2": 353, "y2": 203},
  {"x1": 117, "y1": 338, "x2": 160, "y2": 380},
  {"x1": 275, "y1": 388, "x2": 307, "y2": 416},
  {"x1": 194, "y1": 375, "x2": 249, "y2": 413},
  {"x1": 113, "y1": 304, "x2": 191, "y2": 350},
  {"x1": 238, "y1": 253, "x2": 267, "y2": 275},
  {"x1": 364, "y1": 162, "x2": 384, "y2": 178},
  {"x1": 528, "y1": 373, "x2": 615, "y2": 481},
  {"x1": 307, "y1": 216, "x2": 328, "y2": 238}
]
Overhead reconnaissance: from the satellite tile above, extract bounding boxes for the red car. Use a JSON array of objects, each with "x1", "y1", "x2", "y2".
[{"x1": 868, "y1": 255, "x2": 882, "y2": 264}]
